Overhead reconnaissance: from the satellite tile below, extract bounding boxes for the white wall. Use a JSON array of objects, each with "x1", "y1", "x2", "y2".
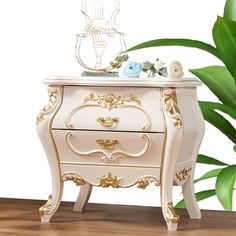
[{"x1": 0, "y1": 0, "x2": 235, "y2": 211}]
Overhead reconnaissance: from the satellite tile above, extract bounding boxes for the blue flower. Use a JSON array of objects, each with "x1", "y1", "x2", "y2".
[{"x1": 123, "y1": 62, "x2": 142, "y2": 78}]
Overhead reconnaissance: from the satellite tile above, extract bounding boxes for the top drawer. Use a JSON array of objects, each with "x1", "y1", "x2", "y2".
[{"x1": 52, "y1": 86, "x2": 165, "y2": 132}]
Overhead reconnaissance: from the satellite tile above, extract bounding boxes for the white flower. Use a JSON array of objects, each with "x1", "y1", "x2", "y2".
[{"x1": 154, "y1": 60, "x2": 164, "y2": 72}]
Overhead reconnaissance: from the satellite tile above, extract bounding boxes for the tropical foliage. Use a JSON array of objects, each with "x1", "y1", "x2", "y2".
[{"x1": 127, "y1": 0, "x2": 236, "y2": 210}]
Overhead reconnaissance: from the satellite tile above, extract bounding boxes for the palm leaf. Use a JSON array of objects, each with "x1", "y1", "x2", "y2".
[
  {"x1": 213, "y1": 16, "x2": 236, "y2": 84},
  {"x1": 126, "y1": 39, "x2": 220, "y2": 59},
  {"x1": 194, "y1": 168, "x2": 224, "y2": 184},
  {"x1": 197, "y1": 154, "x2": 228, "y2": 166},
  {"x1": 216, "y1": 165, "x2": 236, "y2": 211},
  {"x1": 176, "y1": 190, "x2": 216, "y2": 208},
  {"x1": 201, "y1": 109, "x2": 236, "y2": 144},
  {"x1": 199, "y1": 101, "x2": 236, "y2": 121},
  {"x1": 190, "y1": 66, "x2": 236, "y2": 110},
  {"x1": 224, "y1": 0, "x2": 236, "y2": 21}
]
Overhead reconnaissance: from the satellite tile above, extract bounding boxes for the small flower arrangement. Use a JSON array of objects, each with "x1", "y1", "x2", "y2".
[
  {"x1": 142, "y1": 59, "x2": 168, "y2": 77},
  {"x1": 110, "y1": 56, "x2": 168, "y2": 78}
]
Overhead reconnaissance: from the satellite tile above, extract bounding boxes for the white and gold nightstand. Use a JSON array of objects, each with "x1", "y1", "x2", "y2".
[{"x1": 36, "y1": 77, "x2": 204, "y2": 231}]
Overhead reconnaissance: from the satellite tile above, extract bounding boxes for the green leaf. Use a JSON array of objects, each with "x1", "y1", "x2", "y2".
[
  {"x1": 224, "y1": 0, "x2": 236, "y2": 21},
  {"x1": 194, "y1": 168, "x2": 224, "y2": 184},
  {"x1": 197, "y1": 154, "x2": 228, "y2": 166},
  {"x1": 176, "y1": 190, "x2": 216, "y2": 208},
  {"x1": 216, "y1": 165, "x2": 236, "y2": 211},
  {"x1": 199, "y1": 101, "x2": 236, "y2": 121},
  {"x1": 201, "y1": 109, "x2": 236, "y2": 144},
  {"x1": 190, "y1": 66, "x2": 236, "y2": 110},
  {"x1": 213, "y1": 16, "x2": 236, "y2": 83},
  {"x1": 234, "y1": 145, "x2": 236, "y2": 152},
  {"x1": 126, "y1": 39, "x2": 220, "y2": 59}
]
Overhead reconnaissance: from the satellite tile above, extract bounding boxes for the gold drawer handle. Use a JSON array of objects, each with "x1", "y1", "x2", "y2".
[
  {"x1": 96, "y1": 138, "x2": 119, "y2": 150},
  {"x1": 97, "y1": 117, "x2": 120, "y2": 128}
]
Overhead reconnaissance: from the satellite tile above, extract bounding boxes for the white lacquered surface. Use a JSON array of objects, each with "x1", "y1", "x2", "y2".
[
  {"x1": 44, "y1": 76, "x2": 202, "y2": 87},
  {"x1": 52, "y1": 86, "x2": 165, "y2": 132},
  {"x1": 37, "y1": 76, "x2": 204, "y2": 231}
]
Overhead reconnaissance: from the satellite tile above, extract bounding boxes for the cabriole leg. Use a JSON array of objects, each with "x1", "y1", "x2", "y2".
[
  {"x1": 182, "y1": 175, "x2": 201, "y2": 219},
  {"x1": 36, "y1": 86, "x2": 63, "y2": 223},
  {"x1": 73, "y1": 184, "x2": 93, "y2": 212},
  {"x1": 161, "y1": 88, "x2": 184, "y2": 231},
  {"x1": 39, "y1": 180, "x2": 64, "y2": 223}
]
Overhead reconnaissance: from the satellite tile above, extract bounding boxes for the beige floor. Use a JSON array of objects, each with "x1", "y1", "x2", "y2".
[{"x1": 0, "y1": 198, "x2": 235, "y2": 235}]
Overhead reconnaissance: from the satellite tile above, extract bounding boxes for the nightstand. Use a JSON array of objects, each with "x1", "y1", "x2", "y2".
[{"x1": 36, "y1": 77, "x2": 204, "y2": 231}]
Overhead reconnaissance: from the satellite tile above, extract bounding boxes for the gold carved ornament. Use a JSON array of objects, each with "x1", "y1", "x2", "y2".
[
  {"x1": 98, "y1": 172, "x2": 122, "y2": 188},
  {"x1": 39, "y1": 194, "x2": 53, "y2": 217},
  {"x1": 163, "y1": 88, "x2": 183, "y2": 129},
  {"x1": 65, "y1": 132, "x2": 151, "y2": 163},
  {"x1": 65, "y1": 93, "x2": 151, "y2": 131},
  {"x1": 36, "y1": 87, "x2": 58, "y2": 125},
  {"x1": 96, "y1": 138, "x2": 119, "y2": 150},
  {"x1": 83, "y1": 93, "x2": 141, "y2": 109},
  {"x1": 97, "y1": 116, "x2": 120, "y2": 128},
  {"x1": 176, "y1": 167, "x2": 192, "y2": 182},
  {"x1": 62, "y1": 173, "x2": 86, "y2": 186},
  {"x1": 61, "y1": 172, "x2": 159, "y2": 189},
  {"x1": 166, "y1": 202, "x2": 180, "y2": 224}
]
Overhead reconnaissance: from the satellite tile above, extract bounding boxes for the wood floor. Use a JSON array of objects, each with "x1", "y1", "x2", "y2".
[{"x1": 0, "y1": 198, "x2": 235, "y2": 235}]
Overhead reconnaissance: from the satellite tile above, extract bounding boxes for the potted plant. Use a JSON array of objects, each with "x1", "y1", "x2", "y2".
[{"x1": 126, "y1": 0, "x2": 236, "y2": 211}]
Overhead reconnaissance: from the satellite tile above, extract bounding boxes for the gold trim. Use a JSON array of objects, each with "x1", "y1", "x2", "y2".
[
  {"x1": 166, "y1": 202, "x2": 180, "y2": 224},
  {"x1": 65, "y1": 132, "x2": 151, "y2": 163},
  {"x1": 83, "y1": 93, "x2": 141, "y2": 109},
  {"x1": 98, "y1": 172, "x2": 122, "y2": 188},
  {"x1": 136, "y1": 177, "x2": 160, "y2": 189},
  {"x1": 96, "y1": 138, "x2": 119, "y2": 150},
  {"x1": 36, "y1": 87, "x2": 58, "y2": 125},
  {"x1": 65, "y1": 93, "x2": 151, "y2": 131},
  {"x1": 38, "y1": 86, "x2": 64, "y2": 218},
  {"x1": 176, "y1": 167, "x2": 192, "y2": 182},
  {"x1": 62, "y1": 173, "x2": 86, "y2": 186},
  {"x1": 97, "y1": 116, "x2": 120, "y2": 128},
  {"x1": 39, "y1": 194, "x2": 53, "y2": 217},
  {"x1": 61, "y1": 172, "x2": 159, "y2": 189},
  {"x1": 163, "y1": 88, "x2": 183, "y2": 129}
]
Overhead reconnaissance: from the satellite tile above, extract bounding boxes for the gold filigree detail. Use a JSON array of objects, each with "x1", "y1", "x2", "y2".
[
  {"x1": 61, "y1": 172, "x2": 159, "y2": 189},
  {"x1": 96, "y1": 138, "x2": 119, "y2": 150},
  {"x1": 62, "y1": 173, "x2": 86, "y2": 186},
  {"x1": 166, "y1": 202, "x2": 180, "y2": 224},
  {"x1": 36, "y1": 87, "x2": 58, "y2": 125},
  {"x1": 65, "y1": 132, "x2": 151, "y2": 163},
  {"x1": 176, "y1": 167, "x2": 192, "y2": 181},
  {"x1": 83, "y1": 93, "x2": 141, "y2": 110},
  {"x1": 98, "y1": 172, "x2": 122, "y2": 188},
  {"x1": 163, "y1": 88, "x2": 183, "y2": 129},
  {"x1": 136, "y1": 177, "x2": 160, "y2": 189},
  {"x1": 39, "y1": 194, "x2": 53, "y2": 217},
  {"x1": 97, "y1": 116, "x2": 120, "y2": 127},
  {"x1": 66, "y1": 93, "x2": 151, "y2": 131}
]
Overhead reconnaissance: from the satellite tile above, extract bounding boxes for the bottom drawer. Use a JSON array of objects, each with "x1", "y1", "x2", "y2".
[
  {"x1": 52, "y1": 130, "x2": 165, "y2": 167},
  {"x1": 61, "y1": 164, "x2": 160, "y2": 188}
]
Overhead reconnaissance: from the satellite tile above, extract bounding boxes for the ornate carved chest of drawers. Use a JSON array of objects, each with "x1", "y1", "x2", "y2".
[{"x1": 36, "y1": 77, "x2": 204, "y2": 231}]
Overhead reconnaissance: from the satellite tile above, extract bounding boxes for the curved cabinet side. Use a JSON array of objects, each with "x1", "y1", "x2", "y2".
[
  {"x1": 36, "y1": 86, "x2": 64, "y2": 222},
  {"x1": 176, "y1": 87, "x2": 205, "y2": 219},
  {"x1": 160, "y1": 88, "x2": 184, "y2": 231}
]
